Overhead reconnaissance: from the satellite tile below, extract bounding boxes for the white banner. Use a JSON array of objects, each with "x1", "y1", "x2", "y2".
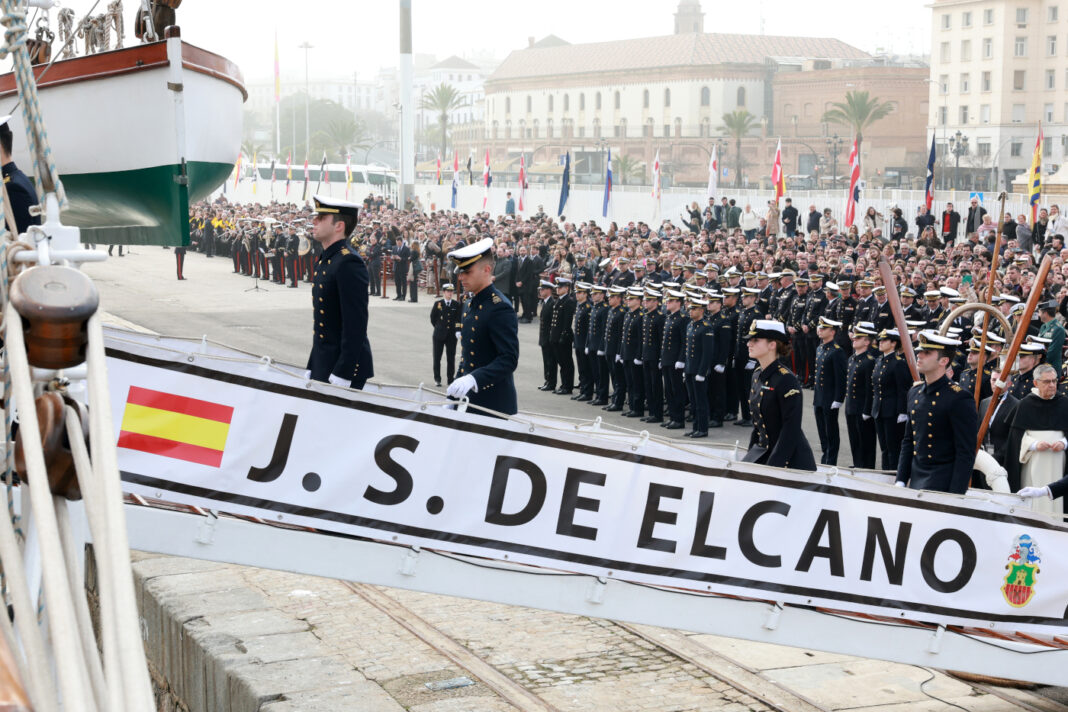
[{"x1": 104, "y1": 329, "x2": 1068, "y2": 636}]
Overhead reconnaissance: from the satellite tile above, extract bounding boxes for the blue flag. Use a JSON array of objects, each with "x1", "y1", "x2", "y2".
[
  {"x1": 924, "y1": 135, "x2": 935, "y2": 210},
  {"x1": 558, "y1": 151, "x2": 571, "y2": 217},
  {"x1": 602, "y1": 148, "x2": 612, "y2": 218}
]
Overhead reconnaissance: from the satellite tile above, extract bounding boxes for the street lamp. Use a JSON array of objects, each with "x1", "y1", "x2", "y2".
[
  {"x1": 826, "y1": 134, "x2": 844, "y2": 190},
  {"x1": 299, "y1": 41, "x2": 313, "y2": 159},
  {"x1": 949, "y1": 130, "x2": 969, "y2": 190}
]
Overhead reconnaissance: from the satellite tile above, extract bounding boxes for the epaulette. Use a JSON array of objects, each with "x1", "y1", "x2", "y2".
[
  {"x1": 950, "y1": 383, "x2": 962, "y2": 392},
  {"x1": 492, "y1": 294, "x2": 502, "y2": 304},
  {"x1": 778, "y1": 365, "x2": 789, "y2": 375},
  {"x1": 340, "y1": 248, "x2": 351, "y2": 255}
]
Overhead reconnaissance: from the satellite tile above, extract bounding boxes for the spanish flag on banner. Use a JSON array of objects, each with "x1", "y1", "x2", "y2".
[{"x1": 117, "y1": 386, "x2": 234, "y2": 467}]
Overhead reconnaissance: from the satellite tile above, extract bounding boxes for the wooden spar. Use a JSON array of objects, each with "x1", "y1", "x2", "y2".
[
  {"x1": 973, "y1": 191, "x2": 1008, "y2": 406},
  {"x1": 976, "y1": 254, "x2": 1053, "y2": 449},
  {"x1": 877, "y1": 256, "x2": 919, "y2": 382}
]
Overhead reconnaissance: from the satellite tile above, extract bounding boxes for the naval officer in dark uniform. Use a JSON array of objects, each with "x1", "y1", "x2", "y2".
[
  {"x1": 0, "y1": 115, "x2": 40, "y2": 235},
  {"x1": 430, "y1": 282, "x2": 462, "y2": 387},
  {"x1": 305, "y1": 195, "x2": 374, "y2": 390},
  {"x1": 743, "y1": 320, "x2": 816, "y2": 470},
  {"x1": 895, "y1": 331, "x2": 978, "y2": 494},
  {"x1": 446, "y1": 238, "x2": 520, "y2": 416}
]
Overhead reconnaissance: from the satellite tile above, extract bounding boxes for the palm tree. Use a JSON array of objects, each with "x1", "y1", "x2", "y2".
[
  {"x1": 612, "y1": 154, "x2": 644, "y2": 186},
  {"x1": 312, "y1": 117, "x2": 369, "y2": 162},
  {"x1": 821, "y1": 90, "x2": 896, "y2": 156},
  {"x1": 717, "y1": 110, "x2": 759, "y2": 187},
  {"x1": 419, "y1": 83, "x2": 465, "y2": 160}
]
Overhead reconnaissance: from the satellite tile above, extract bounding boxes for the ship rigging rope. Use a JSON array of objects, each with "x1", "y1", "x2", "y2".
[{"x1": 0, "y1": 0, "x2": 66, "y2": 205}]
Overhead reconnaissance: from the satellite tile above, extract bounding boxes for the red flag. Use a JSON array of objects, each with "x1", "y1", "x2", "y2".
[
  {"x1": 436, "y1": 153, "x2": 442, "y2": 185},
  {"x1": 771, "y1": 139, "x2": 785, "y2": 203},
  {"x1": 518, "y1": 155, "x2": 527, "y2": 213},
  {"x1": 845, "y1": 138, "x2": 860, "y2": 228}
]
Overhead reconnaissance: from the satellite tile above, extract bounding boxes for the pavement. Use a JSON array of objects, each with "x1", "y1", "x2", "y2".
[{"x1": 83, "y1": 248, "x2": 1065, "y2": 712}]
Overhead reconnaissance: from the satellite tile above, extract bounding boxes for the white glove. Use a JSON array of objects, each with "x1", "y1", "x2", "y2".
[
  {"x1": 446, "y1": 374, "x2": 478, "y2": 398},
  {"x1": 862, "y1": 414, "x2": 871, "y2": 421},
  {"x1": 328, "y1": 373, "x2": 348, "y2": 387},
  {"x1": 658, "y1": 361, "x2": 662, "y2": 369},
  {"x1": 615, "y1": 355, "x2": 623, "y2": 363},
  {"x1": 675, "y1": 361, "x2": 685, "y2": 370},
  {"x1": 597, "y1": 350, "x2": 605, "y2": 356},
  {"x1": 714, "y1": 365, "x2": 725, "y2": 374},
  {"x1": 696, "y1": 375, "x2": 706, "y2": 382},
  {"x1": 831, "y1": 401, "x2": 842, "y2": 410},
  {"x1": 634, "y1": 359, "x2": 643, "y2": 366},
  {"x1": 894, "y1": 481, "x2": 906, "y2": 488},
  {"x1": 303, "y1": 369, "x2": 312, "y2": 380},
  {"x1": 455, "y1": 331, "x2": 461, "y2": 340},
  {"x1": 585, "y1": 347, "x2": 589, "y2": 354},
  {"x1": 1018, "y1": 486, "x2": 1052, "y2": 498},
  {"x1": 896, "y1": 414, "x2": 908, "y2": 424},
  {"x1": 745, "y1": 359, "x2": 757, "y2": 369}
]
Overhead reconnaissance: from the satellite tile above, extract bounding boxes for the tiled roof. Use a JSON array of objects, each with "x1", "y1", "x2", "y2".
[
  {"x1": 489, "y1": 33, "x2": 869, "y2": 82},
  {"x1": 432, "y1": 55, "x2": 481, "y2": 70}
]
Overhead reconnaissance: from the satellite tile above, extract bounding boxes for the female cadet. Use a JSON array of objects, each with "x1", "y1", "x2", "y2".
[{"x1": 743, "y1": 319, "x2": 817, "y2": 470}]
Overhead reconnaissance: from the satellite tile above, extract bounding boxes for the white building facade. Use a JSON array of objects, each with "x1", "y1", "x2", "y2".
[{"x1": 929, "y1": 0, "x2": 1068, "y2": 189}]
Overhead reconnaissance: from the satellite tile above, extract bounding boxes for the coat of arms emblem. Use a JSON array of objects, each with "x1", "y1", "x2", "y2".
[{"x1": 1002, "y1": 534, "x2": 1041, "y2": 608}]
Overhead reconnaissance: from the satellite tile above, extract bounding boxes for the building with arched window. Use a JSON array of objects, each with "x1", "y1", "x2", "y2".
[{"x1": 459, "y1": 1, "x2": 925, "y2": 186}]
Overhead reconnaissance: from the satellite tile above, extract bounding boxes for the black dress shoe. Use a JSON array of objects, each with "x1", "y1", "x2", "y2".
[
  {"x1": 734, "y1": 419, "x2": 752, "y2": 427},
  {"x1": 575, "y1": 394, "x2": 592, "y2": 401},
  {"x1": 709, "y1": 421, "x2": 723, "y2": 428},
  {"x1": 435, "y1": 381, "x2": 442, "y2": 387},
  {"x1": 589, "y1": 399, "x2": 607, "y2": 406},
  {"x1": 604, "y1": 405, "x2": 623, "y2": 412},
  {"x1": 689, "y1": 431, "x2": 708, "y2": 438},
  {"x1": 658, "y1": 421, "x2": 671, "y2": 427},
  {"x1": 664, "y1": 421, "x2": 685, "y2": 430},
  {"x1": 724, "y1": 413, "x2": 736, "y2": 421},
  {"x1": 685, "y1": 416, "x2": 694, "y2": 423},
  {"x1": 570, "y1": 393, "x2": 583, "y2": 400},
  {"x1": 622, "y1": 411, "x2": 644, "y2": 418},
  {"x1": 645, "y1": 418, "x2": 664, "y2": 424},
  {"x1": 555, "y1": 388, "x2": 573, "y2": 395},
  {"x1": 538, "y1": 384, "x2": 555, "y2": 391}
]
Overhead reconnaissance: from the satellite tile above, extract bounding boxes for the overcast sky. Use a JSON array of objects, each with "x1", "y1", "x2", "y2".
[{"x1": 56, "y1": 0, "x2": 931, "y2": 83}]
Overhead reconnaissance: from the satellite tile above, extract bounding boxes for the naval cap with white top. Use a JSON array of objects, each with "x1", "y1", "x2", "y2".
[
  {"x1": 447, "y1": 237, "x2": 495, "y2": 272},
  {"x1": 747, "y1": 319, "x2": 789, "y2": 342}
]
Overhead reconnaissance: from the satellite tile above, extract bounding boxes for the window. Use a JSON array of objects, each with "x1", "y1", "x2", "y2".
[
  {"x1": 959, "y1": 105, "x2": 969, "y2": 124},
  {"x1": 563, "y1": 94, "x2": 569, "y2": 111},
  {"x1": 940, "y1": 73, "x2": 949, "y2": 93},
  {"x1": 941, "y1": 13, "x2": 951, "y2": 29},
  {"x1": 1046, "y1": 103, "x2": 1055, "y2": 122},
  {"x1": 526, "y1": 95, "x2": 532, "y2": 112},
  {"x1": 664, "y1": 88, "x2": 671, "y2": 107},
  {"x1": 614, "y1": 91, "x2": 620, "y2": 109},
  {"x1": 980, "y1": 104, "x2": 991, "y2": 123},
  {"x1": 643, "y1": 89, "x2": 649, "y2": 108},
  {"x1": 978, "y1": 142, "x2": 991, "y2": 157},
  {"x1": 737, "y1": 86, "x2": 746, "y2": 107},
  {"x1": 984, "y1": 8, "x2": 994, "y2": 24},
  {"x1": 963, "y1": 11, "x2": 972, "y2": 26},
  {"x1": 1015, "y1": 37, "x2": 1027, "y2": 56},
  {"x1": 701, "y1": 86, "x2": 710, "y2": 106},
  {"x1": 982, "y1": 70, "x2": 992, "y2": 91},
  {"x1": 1014, "y1": 70, "x2": 1026, "y2": 90},
  {"x1": 663, "y1": 124, "x2": 671, "y2": 138},
  {"x1": 1011, "y1": 141, "x2": 1022, "y2": 157},
  {"x1": 1017, "y1": 7, "x2": 1029, "y2": 24},
  {"x1": 505, "y1": 97, "x2": 510, "y2": 114},
  {"x1": 1049, "y1": 69, "x2": 1058, "y2": 89},
  {"x1": 960, "y1": 73, "x2": 970, "y2": 92},
  {"x1": 531, "y1": 120, "x2": 538, "y2": 139},
  {"x1": 546, "y1": 119, "x2": 553, "y2": 138},
  {"x1": 579, "y1": 93, "x2": 585, "y2": 111},
  {"x1": 595, "y1": 92, "x2": 601, "y2": 110},
  {"x1": 1044, "y1": 136, "x2": 1053, "y2": 157},
  {"x1": 1012, "y1": 103, "x2": 1026, "y2": 122},
  {"x1": 983, "y1": 37, "x2": 993, "y2": 57},
  {"x1": 548, "y1": 95, "x2": 554, "y2": 111},
  {"x1": 938, "y1": 106, "x2": 947, "y2": 125},
  {"x1": 1051, "y1": 5, "x2": 1060, "y2": 21},
  {"x1": 961, "y1": 39, "x2": 972, "y2": 61},
  {"x1": 1050, "y1": 35, "x2": 1059, "y2": 55},
  {"x1": 940, "y1": 42, "x2": 951, "y2": 62}
]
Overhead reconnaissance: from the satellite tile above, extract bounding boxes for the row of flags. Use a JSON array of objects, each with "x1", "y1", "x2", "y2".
[{"x1": 230, "y1": 152, "x2": 356, "y2": 200}]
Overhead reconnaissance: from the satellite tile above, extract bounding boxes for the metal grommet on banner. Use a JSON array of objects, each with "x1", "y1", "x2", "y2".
[{"x1": 186, "y1": 356, "x2": 194, "y2": 363}]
